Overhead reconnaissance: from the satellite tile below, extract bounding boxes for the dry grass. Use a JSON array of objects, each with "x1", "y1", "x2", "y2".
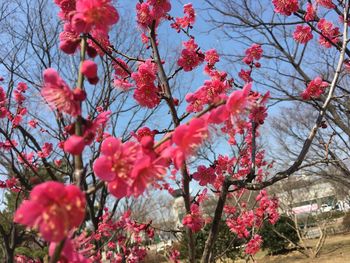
[
  {"x1": 251, "y1": 233, "x2": 350, "y2": 263},
  {"x1": 145, "y1": 233, "x2": 350, "y2": 262}
]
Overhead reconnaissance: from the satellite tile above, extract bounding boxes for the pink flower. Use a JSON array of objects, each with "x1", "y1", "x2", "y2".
[
  {"x1": 172, "y1": 3, "x2": 196, "y2": 31},
  {"x1": 317, "y1": 18, "x2": 340, "y2": 48},
  {"x1": 93, "y1": 137, "x2": 139, "y2": 197},
  {"x1": 305, "y1": 3, "x2": 316, "y2": 22},
  {"x1": 182, "y1": 204, "x2": 204, "y2": 232},
  {"x1": 81, "y1": 60, "x2": 98, "y2": 78},
  {"x1": 244, "y1": 44, "x2": 263, "y2": 64},
  {"x1": 238, "y1": 69, "x2": 252, "y2": 83},
  {"x1": 54, "y1": 0, "x2": 76, "y2": 20},
  {"x1": 245, "y1": 234, "x2": 262, "y2": 255},
  {"x1": 147, "y1": 0, "x2": 171, "y2": 19},
  {"x1": 81, "y1": 60, "x2": 99, "y2": 85},
  {"x1": 226, "y1": 83, "x2": 251, "y2": 116},
  {"x1": 72, "y1": 0, "x2": 119, "y2": 34},
  {"x1": 192, "y1": 165, "x2": 216, "y2": 186},
  {"x1": 272, "y1": 0, "x2": 299, "y2": 16},
  {"x1": 113, "y1": 58, "x2": 131, "y2": 79},
  {"x1": 37, "y1": 142, "x2": 53, "y2": 158},
  {"x1": 64, "y1": 135, "x2": 86, "y2": 155},
  {"x1": 205, "y1": 49, "x2": 220, "y2": 66},
  {"x1": 41, "y1": 68, "x2": 81, "y2": 116},
  {"x1": 49, "y1": 238, "x2": 91, "y2": 263},
  {"x1": 28, "y1": 119, "x2": 39, "y2": 128},
  {"x1": 14, "y1": 182, "x2": 86, "y2": 242},
  {"x1": 316, "y1": 0, "x2": 335, "y2": 9},
  {"x1": 136, "y1": 1, "x2": 171, "y2": 28},
  {"x1": 59, "y1": 23, "x2": 81, "y2": 54},
  {"x1": 293, "y1": 25, "x2": 313, "y2": 44},
  {"x1": 171, "y1": 118, "x2": 208, "y2": 168},
  {"x1": 177, "y1": 39, "x2": 204, "y2": 72},
  {"x1": 301, "y1": 76, "x2": 329, "y2": 100},
  {"x1": 136, "y1": 3, "x2": 153, "y2": 28},
  {"x1": 132, "y1": 59, "x2": 160, "y2": 108}
]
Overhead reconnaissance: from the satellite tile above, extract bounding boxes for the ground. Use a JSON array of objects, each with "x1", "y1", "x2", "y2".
[
  {"x1": 251, "y1": 233, "x2": 350, "y2": 263},
  {"x1": 145, "y1": 232, "x2": 350, "y2": 262}
]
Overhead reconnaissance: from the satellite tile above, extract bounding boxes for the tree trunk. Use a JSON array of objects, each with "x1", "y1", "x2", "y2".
[{"x1": 201, "y1": 180, "x2": 230, "y2": 263}]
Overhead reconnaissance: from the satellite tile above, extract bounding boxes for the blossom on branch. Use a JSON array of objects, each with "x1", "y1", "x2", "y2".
[
  {"x1": 272, "y1": 0, "x2": 299, "y2": 16},
  {"x1": 293, "y1": 25, "x2": 313, "y2": 44},
  {"x1": 41, "y1": 68, "x2": 81, "y2": 116},
  {"x1": 72, "y1": 0, "x2": 119, "y2": 34},
  {"x1": 14, "y1": 182, "x2": 86, "y2": 242}
]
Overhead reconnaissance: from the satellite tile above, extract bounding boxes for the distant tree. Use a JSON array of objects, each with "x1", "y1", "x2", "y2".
[{"x1": 260, "y1": 216, "x2": 299, "y2": 255}]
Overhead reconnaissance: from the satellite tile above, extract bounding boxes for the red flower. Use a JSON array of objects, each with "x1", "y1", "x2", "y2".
[
  {"x1": 305, "y1": 3, "x2": 316, "y2": 22},
  {"x1": 245, "y1": 234, "x2": 262, "y2": 255},
  {"x1": 293, "y1": 25, "x2": 313, "y2": 44},
  {"x1": 172, "y1": 3, "x2": 196, "y2": 31},
  {"x1": 272, "y1": 0, "x2": 299, "y2": 16},
  {"x1": 171, "y1": 118, "x2": 208, "y2": 168},
  {"x1": 132, "y1": 60, "x2": 160, "y2": 108},
  {"x1": 182, "y1": 204, "x2": 204, "y2": 232},
  {"x1": 81, "y1": 60, "x2": 99, "y2": 84},
  {"x1": 301, "y1": 76, "x2": 329, "y2": 100},
  {"x1": 93, "y1": 137, "x2": 140, "y2": 197},
  {"x1": 317, "y1": 19, "x2": 340, "y2": 48},
  {"x1": 41, "y1": 68, "x2": 81, "y2": 116},
  {"x1": 226, "y1": 83, "x2": 251, "y2": 116},
  {"x1": 59, "y1": 23, "x2": 81, "y2": 54},
  {"x1": 14, "y1": 182, "x2": 86, "y2": 242},
  {"x1": 316, "y1": 0, "x2": 335, "y2": 9},
  {"x1": 177, "y1": 39, "x2": 204, "y2": 72},
  {"x1": 192, "y1": 165, "x2": 216, "y2": 186},
  {"x1": 72, "y1": 0, "x2": 119, "y2": 34},
  {"x1": 64, "y1": 135, "x2": 86, "y2": 155},
  {"x1": 205, "y1": 49, "x2": 219, "y2": 66}
]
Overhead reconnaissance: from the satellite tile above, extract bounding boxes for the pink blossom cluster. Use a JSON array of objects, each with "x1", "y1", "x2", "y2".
[
  {"x1": 293, "y1": 25, "x2": 313, "y2": 44},
  {"x1": 240, "y1": 44, "x2": 263, "y2": 83},
  {"x1": 225, "y1": 190, "x2": 279, "y2": 256},
  {"x1": 75, "y1": 209, "x2": 153, "y2": 262},
  {"x1": 316, "y1": 0, "x2": 335, "y2": 9},
  {"x1": 6, "y1": 83, "x2": 28, "y2": 127},
  {"x1": 63, "y1": 110, "x2": 111, "y2": 155},
  {"x1": 171, "y1": 3, "x2": 196, "y2": 32},
  {"x1": 113, "y1": 58, "x2": 133, "y2": 90},
  {"x1": 185, "y1": 70, "x2": 230, "y2": 113},
  {"x1": 136, "y1": 0, "x2": 171, "y2": 29},
  {"x1": 0, "y1": 86, "x2": 7, "y2": 118},
  {"x1": 317, "y1": 18, "x2": 340, "y2": 48},
  {"x1": 167, "y1": 117, "x2": 209, "y2": 168},
  {"x1": 192, "y1": 165, "x2": 216, "y2": 186},
  {"x1": 93, "y1": 135, "x2": 168, "y2": 198},
  {"x1": 272, "y1": 0, "x2": 299, "y2": 16},
  {"x1": 177, "y1": 39, "x2": 204, "y2": 72},
  {"x1": 54, "y1": 0, "x2": 119, "y2": 55},
  {"x1": 182, "y1": 204, "x2": 205, "y2": 232},
  {"x1": 301, "y1": 76, "x2": 329, "y2": 100},
  {"x1": 41, "y1": 68, "x2": 82, "y2": 116},
  {"x1": 81, "y1": 60, "x2": 99, "y2": 85},
  {"x1": 305, "y1": 3, "x2": 316, "y2": 21},
  {"x1": 0, "y1": 178, "x2": 19, "y2": 192},
  {"x1": 245, "y1": 234, "x2": 263, "y2": 255},
  {"x1": 131, "y1": 59, "x2": 160, "y2": 108},
  {"x1": 14, "y1": 181, "x2": 86, "y2": 242},
  {"x1": 49, "y1": 237, "x2": 91, "y2": 263}
]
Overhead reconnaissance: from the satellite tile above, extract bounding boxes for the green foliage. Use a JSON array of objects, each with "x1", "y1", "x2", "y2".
[
  {"x1": 15, "y1": 246, "x2": 47, "y2": 260},
  {"x1": 260, "y1": 216, "x2": 299, "y2": 255},
  {"x1": 180, "y1": 221, "x2": 243, "y2": 260}
]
